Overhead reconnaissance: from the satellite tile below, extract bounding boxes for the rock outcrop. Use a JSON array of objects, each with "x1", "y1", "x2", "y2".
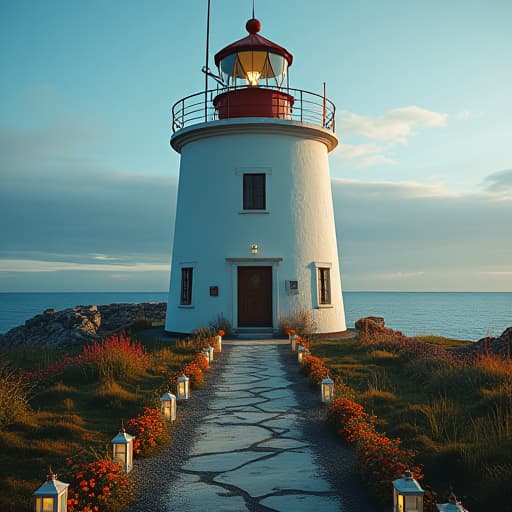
[
  {"x1": 473, "y1": 327, "x2": 512, "y2": 356},
  {"x1": 354, "y1": 316, "x2": 405, "y2": 339},
  {"x1": 0, "y1": 302, "x2": 167, "y2": 349}
]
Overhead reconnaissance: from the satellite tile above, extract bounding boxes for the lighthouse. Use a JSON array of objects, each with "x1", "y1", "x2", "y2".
[{"x1": 165, "y1": 17, "x2": 346, "y2": 335}]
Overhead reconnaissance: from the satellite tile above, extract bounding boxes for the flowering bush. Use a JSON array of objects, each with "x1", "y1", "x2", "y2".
[
  {"x1": 126, "y1": 406, "x2": 167, "y2": 456},
  {"x1": 183, "y1": 361, "x2": 204, "y2": 389},
  {"x1": 301, "y1": 354, "x2": 330, "y2": 387},
  {"x1": 356, "y1": 430, "x2": 422, "y2": 502},
  {"x1": 82, "y1": 333, "x2": 151, "y2": 382},
  {"x1": 194, "y1": 352, "x2": 209, "y2": 371},
  {"x1": 326, "y1": 398, "x2": 422, "y2": 503},
  {"x1": 327, "y1": 398, "x2": 375, "y2": 442},
  {"x1": 65, "y1": 458, "x2": 134, "y2": 512},
  {"x1": 218, "y1": 329, "x2": 225, "y2": 337}
]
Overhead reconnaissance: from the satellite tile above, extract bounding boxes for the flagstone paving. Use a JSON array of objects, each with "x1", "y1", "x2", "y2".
[{"x1": 130, "y1": 340, "x2": 377, "y2": 512}]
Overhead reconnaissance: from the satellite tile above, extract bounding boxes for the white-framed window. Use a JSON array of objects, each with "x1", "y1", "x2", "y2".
[
  {"x1": 313, "y1": 262, "x2": 333, "y2": 308},
  {"x1": 180, "y1": 267, "x2": 193, "y2": 306},
  {"x1": 243, "y1": 173, "x2": 266, "y2": 210},
  {"x1": 318, "y1": 267, "x2": 331, "y2": 305},
  {"x1": 235, "y1": 167, "x2": 271, "y2": 213}
]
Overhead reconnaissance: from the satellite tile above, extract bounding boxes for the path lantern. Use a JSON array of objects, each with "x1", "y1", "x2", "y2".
[
  {"x1": 207, "y1": 344, "x2": 214, "y2": 363},
  {"x1": 160, "y1": 391, "x2": 177, "y2": 421},
  {"x1": 33, "y1": 469, "x2": 69, "y2": 512},
  {"x1": 393, "y1": 470, "x2": 424, "y2": 512},
  {"x1": 321, "y1": 376, "x2": 334, "y2": 403},
  {"x1": 216, "y1": 335, "x2": 222, "y2": 352},
  {"x1": 177, "y1": 373, "x2": 190, "y2": 400},
  {"x1": 201, "y1": 348, "x2": 210, "y2": 368},
  {"x1": 297, "y1": 345, "x2": 309, "y2": 363},
  {"x1": 110, "y1": 426, "x2": 134, "y2": 473},
  {"x1": 437, "y1": 493, "x2": 469, "y2": 512}
]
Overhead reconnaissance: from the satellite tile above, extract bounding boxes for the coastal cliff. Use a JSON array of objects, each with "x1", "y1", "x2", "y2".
[{"x1": 0, "y1": 302, "x2": 166, "y2": 348}]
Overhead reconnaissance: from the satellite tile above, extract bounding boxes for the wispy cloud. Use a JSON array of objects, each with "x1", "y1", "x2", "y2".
[
  {"x1": 338, "y1": 106, "x2": 447, "y2": 144},
  {"x1": 336, "y1": 106, "x2": 448, "y2": 167},
  {"x1": 0, "y1": 259, "x2": 169, "y2": 273},
  {"x1": 374, "y1": 271, "x2": 425, "y2": 280},
  {"x1": 482, "y1": 169, "x2": 512, "y2": 198}
]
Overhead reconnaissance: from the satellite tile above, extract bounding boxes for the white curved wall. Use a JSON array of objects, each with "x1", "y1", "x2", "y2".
[{"x1": 165, "y1": 119, "x2": 346, "y2": 334}]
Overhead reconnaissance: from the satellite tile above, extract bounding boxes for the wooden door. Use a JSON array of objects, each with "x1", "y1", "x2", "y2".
[{"x1": 237, "y1": 266, "x2": 273, "y2": 327}]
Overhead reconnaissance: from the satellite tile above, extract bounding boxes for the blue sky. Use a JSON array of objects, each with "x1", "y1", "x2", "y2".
[{"x1": 1, "y1": 0, "x2": 511, "y2": 291}]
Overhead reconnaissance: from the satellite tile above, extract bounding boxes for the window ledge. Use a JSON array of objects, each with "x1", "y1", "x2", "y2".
[
  {"x1": 239, "y1": 210, "x2": 270, "y2": 215},
  {"x1": 316, "y1": 304, "x2": 334, "y2": 309},
  {"x1": 178, "y1": 305, "x2": 195, "y2": 309}
]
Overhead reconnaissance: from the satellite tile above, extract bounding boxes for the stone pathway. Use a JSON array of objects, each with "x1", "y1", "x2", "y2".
[
  {"x1": 161, "y1": 342, "x2": 342, "y2": 511},
  {"x1": 130, "y1": 340, "x2": 377, "y2": 512}
]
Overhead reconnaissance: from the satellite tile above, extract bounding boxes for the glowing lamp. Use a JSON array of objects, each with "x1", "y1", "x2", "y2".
[
  {"x1": 201, "y1": 348, "x2": 210, "y2": 369},
  {"x1": 177, "y1": 373, "x2": 190, "y2": 401},
  {"x1": 321, "y1": 376, "x2": 334, "y2": 403},
  {"x1": 160, "y1": 391, "x2": 177, "y2": 421},
  {"x1": 297, "y1": 345, "x2": 309, "y2": 363},
  {"x1": 207, "y1": 344, "x2": 214, "y2": 363},
  {"x1": 393, "y1": 470, "x2": 424, "y2": 512},
  {"x1": 33, "y1": 469, "x2": 69, "y2": 512},
  {"x1": 216, "y1": 335, "x2": 222, "y2": 352},
  {"x1": 215, "y1": 19, "x2": 292, "y2": 88},
  {"x1": 110, "y1": 426, "x2": 134, "y2": 473}
]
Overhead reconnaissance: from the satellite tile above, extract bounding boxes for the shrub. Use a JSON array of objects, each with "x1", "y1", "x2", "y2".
[
  {"x1": 0, "y1": 363, "x2": 31, "y2": 428},
  {"x1": 327, "y1": 398, "x2": 375, "y2": 442},
  {"x1": 126, "y1": 406, "x2": 167, "y2": 457},
  {"x1": 280, "y1": 309, "x2": 317, "y2": 337},
  {"x1": 82, "y1": 333, "x2": 151, "y2": 382},
  {"x1": 65, "y1": 457, "x2": 134, "y2": 512},
  {"x1": 194, "y1": 352, "x2": 209, "y2": 371},
  {"x1": 209, "y1": 314, "x2": 232, "y2": 337},
  {"x1": 183, "y1": 361, "x2": 204, "y2": 389}
]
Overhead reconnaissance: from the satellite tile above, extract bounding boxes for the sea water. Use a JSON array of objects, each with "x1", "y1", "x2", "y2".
[{"x1": 0, "y1": 291, "x2": 510, "y2": 341}]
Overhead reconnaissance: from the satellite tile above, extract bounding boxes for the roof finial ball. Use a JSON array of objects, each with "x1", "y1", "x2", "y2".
[{"x1": 246, "y1": 18, "x2": 261, "y2": 35}]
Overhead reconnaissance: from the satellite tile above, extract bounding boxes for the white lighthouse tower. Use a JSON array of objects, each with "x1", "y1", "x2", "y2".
[{"x1": 165, "y1": 17, "x2": 346, "y2": 335}]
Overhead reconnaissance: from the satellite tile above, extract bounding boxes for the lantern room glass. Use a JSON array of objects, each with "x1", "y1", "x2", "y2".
[{"x1": 219, "y1": 51, "x2": 288, "y2": 87}]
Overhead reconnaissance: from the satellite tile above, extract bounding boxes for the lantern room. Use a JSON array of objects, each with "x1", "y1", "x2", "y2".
[{"x1": 213, "y1": 18, "x2": 294, "y2": 120}]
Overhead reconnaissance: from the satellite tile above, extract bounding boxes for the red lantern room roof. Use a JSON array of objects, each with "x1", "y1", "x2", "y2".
[{"x1": 214, "y1": 18, "x2": 293, "y2": 67}]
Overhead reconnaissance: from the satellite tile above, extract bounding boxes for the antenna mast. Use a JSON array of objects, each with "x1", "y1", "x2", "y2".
[{"x1": 204, "y1": 0, "x2": 211, "y2": 122}]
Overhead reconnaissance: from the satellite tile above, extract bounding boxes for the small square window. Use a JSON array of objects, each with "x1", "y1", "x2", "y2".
[
  {"x1": 180, "y1": 267, "x2": 193, "y2": 305},
  {"x1": 318, "y1": 268, "x2": 331, "y2": 305},
  {"x1": 243, "y1": 173, "x2": 266, "y2": 210}
]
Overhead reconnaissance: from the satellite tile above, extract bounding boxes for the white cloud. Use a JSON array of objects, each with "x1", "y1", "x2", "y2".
[
  {"x1": 338, "y1": 106, "x2": 447, "y2": 145},
  {"x1": 373, "y1": 272, "x2": 425, "y2": 280},
  {"x1": 0, "y1": 259, "x2": 169, "y2": 273},
  {"x1": 332, "y1": 177, "x2": 456, "y2": 199},
  {"x1": 338, "y1": 143, "x2": 397, "y2": 168},
  {"x1": 336, "y1": 106, "x2": 448, "y2": 168}
]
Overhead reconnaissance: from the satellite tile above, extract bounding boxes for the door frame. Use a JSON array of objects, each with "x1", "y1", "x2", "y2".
[{"x1": 226, "y1": 258, "x2": 282, "y2": 331}]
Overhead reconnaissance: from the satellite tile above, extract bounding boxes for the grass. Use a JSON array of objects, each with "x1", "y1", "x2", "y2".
[
  {"x1": 0, "y1": 329, "x2": 199, "y2": 512},
  {"x1": 313, "y1": 332, "x2": 512, "y2": 510}
]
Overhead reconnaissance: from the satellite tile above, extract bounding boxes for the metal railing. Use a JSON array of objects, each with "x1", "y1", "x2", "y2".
[{"x1": 171, "y1": 85, "x2": 336, "y2": 133}]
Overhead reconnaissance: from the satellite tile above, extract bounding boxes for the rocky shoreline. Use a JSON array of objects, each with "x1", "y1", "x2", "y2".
[
  {"x1": 1, "y1": 304, "x2": 510, "y2": 357},
  {"x1": 0, "y1": 302, "x2": 167, "y2": 348}
]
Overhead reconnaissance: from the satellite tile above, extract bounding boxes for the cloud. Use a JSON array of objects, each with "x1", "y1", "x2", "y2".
[
  {"x1": 482, "y1": 169, "x2": 512, "y2": 196},
  {"x1": 0, "y1": 259, "x2": 169, "y2": 273},
  {"x1": 331, "y1": 175, "x2": 512, "y2": 291},
  {"x1": 336, "y1": 106, "x2": 447, "y2": 168},
  {"x1": 338, "y1": 143, "x2": 397, "y2": 168},
  {"x1": 338, "y1": 106, "x2": 447, "y2": 145},
  {"x1": 373, "y1": 272, "x2": 425, "y2": 280}
]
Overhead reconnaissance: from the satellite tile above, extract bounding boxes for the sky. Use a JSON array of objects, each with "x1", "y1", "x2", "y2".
[{"x1": 1, "y1": 0, "x2": 511, "y2": 292}]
